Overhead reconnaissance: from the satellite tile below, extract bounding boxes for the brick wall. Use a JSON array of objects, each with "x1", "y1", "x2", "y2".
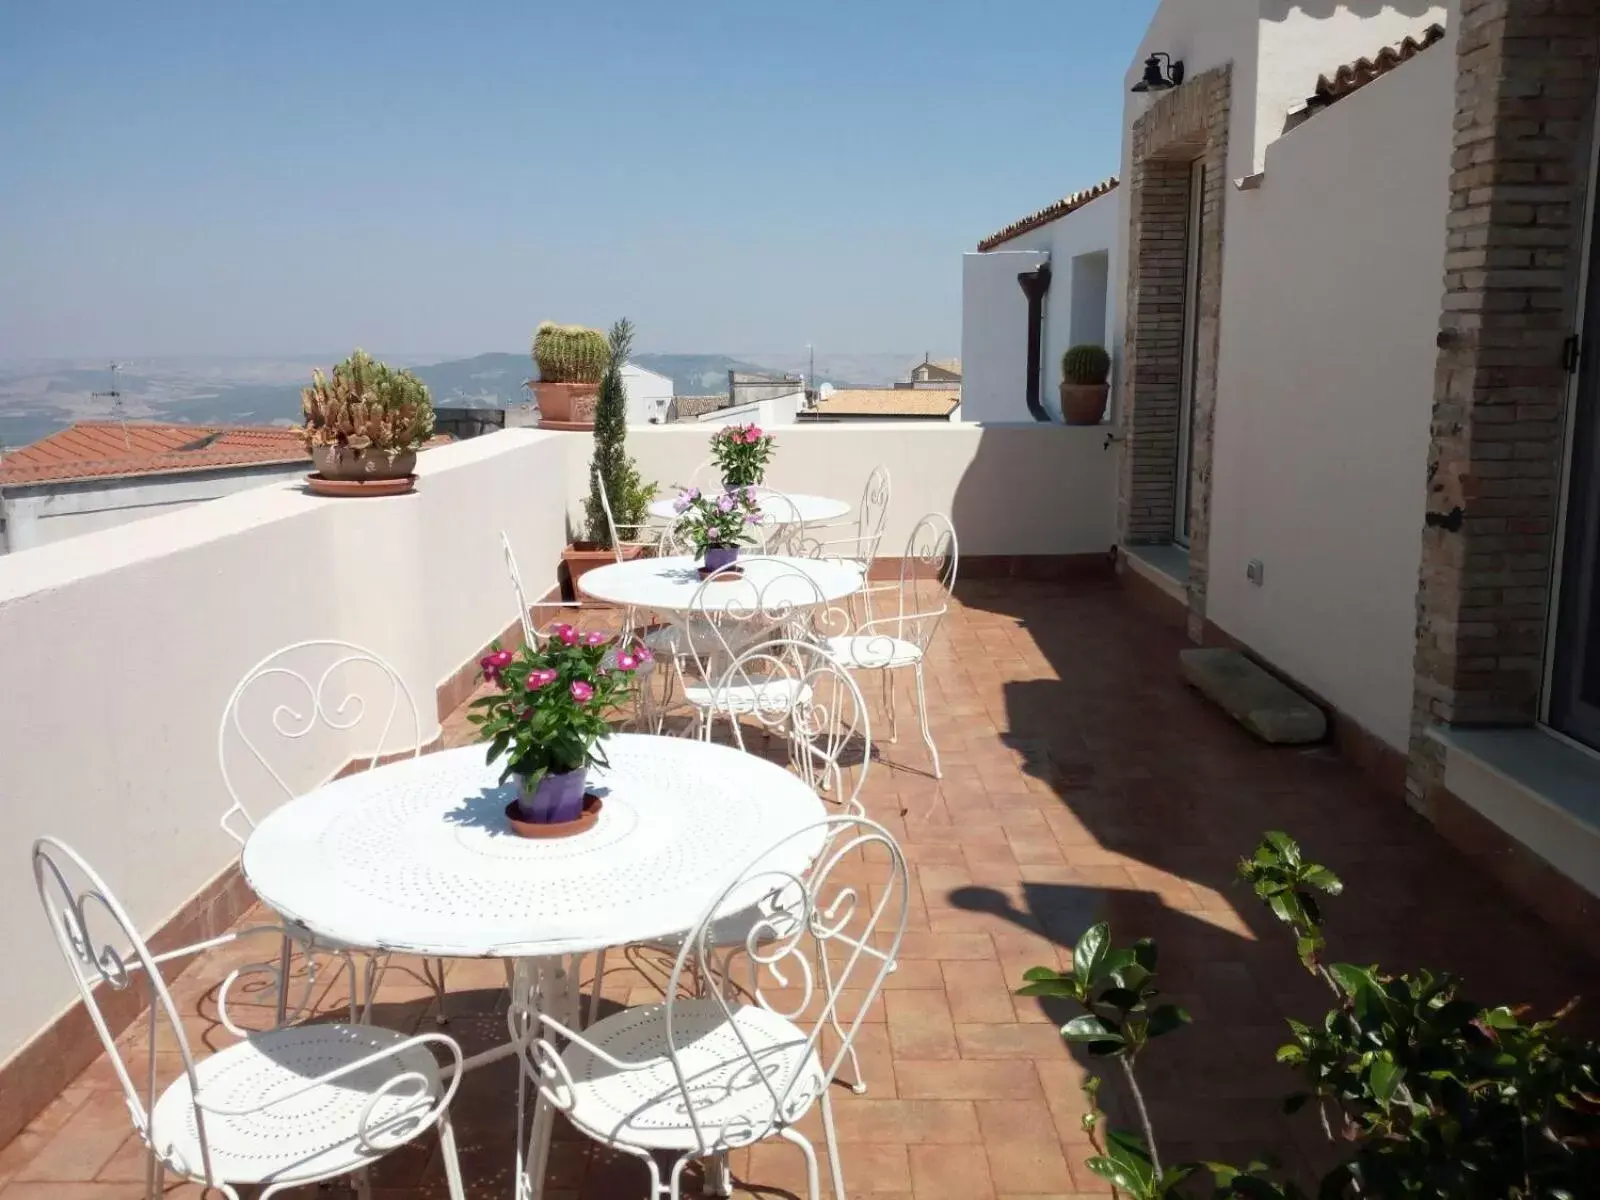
[
  {"x1": 1407, "y1": 0, "x2": 1600, "y2": 811},
  {"x1": 1120, "y1": 66, "x2": 1231, "y2": 639}
]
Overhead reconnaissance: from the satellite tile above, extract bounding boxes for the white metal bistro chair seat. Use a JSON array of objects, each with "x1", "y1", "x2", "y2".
[
  {"x1": 553, "y1": 999, "x2": 825, "y2": 1153},
  {"x1": 822, "y1": 632, "x2": 923, "y2": 670},
  {"x1": 150, "y1": 1023, "x2": 450, "y2": 1190},
  {"x1": 680, "y1": 676, "x2": 812, "y2": 716}
]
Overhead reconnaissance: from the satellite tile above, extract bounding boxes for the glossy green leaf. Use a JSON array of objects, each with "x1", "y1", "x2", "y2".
[
  {"x1": 1060, "y1": 1014, "x2": 1122, "y2": 1043},
  {"x1": 1368, "y1": 1057, "x2": 1403, "y2": 1109},
  {"x1": 1073, "y1": 922, "x2": 1110, "y2": 984},
  {"x1": 1147, "y1": 1004, "x2": 1191, "y2": 1038},
  {"x1": 1301, "y1": 864, "x2": 1343, "y2": 895},
  {"x1": 1085, "y1": 1155, "x2": 1152, "y2": 1197}
]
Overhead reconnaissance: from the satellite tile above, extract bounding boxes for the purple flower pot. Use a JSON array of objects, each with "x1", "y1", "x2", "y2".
[
  {"x1": 515, "y1": 768, "x2": 587, "y2": 824},
  {"x1": 703, "y1": 544, "x2": 740, "y2": 574}
]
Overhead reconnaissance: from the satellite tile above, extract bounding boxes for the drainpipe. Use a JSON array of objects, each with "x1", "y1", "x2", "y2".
[{"x1": 1017, "y1": 262, "x2": 1053, "y2": 422}]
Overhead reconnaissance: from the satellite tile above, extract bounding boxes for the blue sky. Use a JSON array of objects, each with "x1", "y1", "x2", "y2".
[{"x1": 0, "y1": 1, "x2": 1156, "y2": 361}]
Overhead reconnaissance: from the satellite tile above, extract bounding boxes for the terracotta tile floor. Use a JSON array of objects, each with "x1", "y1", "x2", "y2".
[{"x1": 5, "y1": 578, "x2": 1597, "y2": 1199}]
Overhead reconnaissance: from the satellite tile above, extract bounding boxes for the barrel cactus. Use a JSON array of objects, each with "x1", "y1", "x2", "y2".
[
  {"x1": 1062, "y1": 344, "x2": 1111, "y2": 386},
  {"x1": 533, "y1": 322, "x2": 610, "y2": 384},
  {"x1": 299, "y1": 349, "x2": 436, "y2": 458}
]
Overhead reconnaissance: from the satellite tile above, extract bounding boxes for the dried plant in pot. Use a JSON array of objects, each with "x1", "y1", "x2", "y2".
[
  {"x1": 1060, "y1": 344, "x2": 1111, "y2": 426},
  {"x1": 533, "y1": 321, "x2": 610, "y2": 429},
  {"x1": 300, "y1": 349, "x2": 435, "y2": 489}
]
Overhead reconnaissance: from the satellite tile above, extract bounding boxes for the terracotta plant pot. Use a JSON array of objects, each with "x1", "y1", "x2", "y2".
[
  {"x1": 536, "y1": 381, "x2": 602, "y2": 430},
  {"x1": 311, "y1": 445, "x2": 417, "y2": 480},
  {"x1": 1059, "y1": 382, "x2": 1109, "y2": 426},
  {"x1": 561, "y1": 541, "x2": 644, "y2": 602}
]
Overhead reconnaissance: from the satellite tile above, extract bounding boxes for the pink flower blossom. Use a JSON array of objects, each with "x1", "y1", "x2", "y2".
[
  {"x1": 583, "y1": 630, "x2": 609, "y2": 647},
  {"x1": 491, "y1": 649, "x2": 513, "y2": 667},
  {"x1": 638, "y1": 646, "x2": 654, "y2": 664},
  {"x1": 553, "y1": 624, "x2": 578, "y2": 646},
  {"x1": 616, "y1": 652, "x2": 639, "y2": 672},
  {"x1": 570, "y1": 680, "x2": 594, "y2": 702},
  {"x1": 525, "y1": 668, "x2": 557, "y2": 690}
]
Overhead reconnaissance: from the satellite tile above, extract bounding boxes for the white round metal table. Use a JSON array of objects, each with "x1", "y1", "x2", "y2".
[
  {"x1": 648, "y1": 491, "x2": 849, "y2": 526},
  {"x1": 242, "y1": 734, "x2": 826, "y2": 1199},
  {"x1": 577, "y1": 554, "x2": 861, "y2": 614}
]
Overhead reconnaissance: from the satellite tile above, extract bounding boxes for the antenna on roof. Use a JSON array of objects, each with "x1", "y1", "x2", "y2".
[{"x1": 90, "y1": 362, "x2": 129, "y2": 448}]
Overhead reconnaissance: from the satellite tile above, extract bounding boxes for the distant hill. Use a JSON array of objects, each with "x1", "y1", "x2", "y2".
[{"x1": 0, "y1": 348, "x2": 917, "y2": 448}]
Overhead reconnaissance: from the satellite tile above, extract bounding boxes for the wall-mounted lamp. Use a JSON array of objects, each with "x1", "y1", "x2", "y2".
[{"x1": 1131, "y1": 52, "x2": 1184, "y2": 93}]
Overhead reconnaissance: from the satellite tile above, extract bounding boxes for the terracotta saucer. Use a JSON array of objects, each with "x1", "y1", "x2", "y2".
[
  {"x1": 306, "y1": 473, "x2": 417, "y2": 498},
  {"x1": 698, "y1": 565, "x2": 745, "y2": 581},
  {"x1": 503, "y1": 794, "x2": 603, "y2": 839}
]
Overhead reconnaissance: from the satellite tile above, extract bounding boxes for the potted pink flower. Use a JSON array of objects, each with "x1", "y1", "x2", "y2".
[
  {"x1": 466, "y1": 627, "x2": 646, "y2": 834},
  {"x1": 709, "y1": 423, "x2": 775, "y2": 488},
  {"x1": 671, "y1": 486, "x2": 763, "y2": 576}
]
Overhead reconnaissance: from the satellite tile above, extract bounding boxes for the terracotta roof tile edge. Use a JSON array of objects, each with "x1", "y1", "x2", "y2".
[
  {"x1": 0, "y1": 450, "x2": 310, "y2": 487},
  {"x1": 1305, "y1": 23, "x2": 1446, "y2": 112},
  {"x1": 976, "y1": 176, "x2": 1119, "y2": 252}
]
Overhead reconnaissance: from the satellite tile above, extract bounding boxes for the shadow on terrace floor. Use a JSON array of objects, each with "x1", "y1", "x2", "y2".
[{"x1": 943, "y1": 576, "x2": 1600, "y2": 1180}]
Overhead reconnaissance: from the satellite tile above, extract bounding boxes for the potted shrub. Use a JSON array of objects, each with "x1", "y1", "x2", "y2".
[
  {"x1": 561, "y1": 319, "x2": 657, "y2": 597},
  {"x1": 467, "y1": 628, "x2": 644, "y2": 836},
  {"x1": 533, "y1": 321, "x2": 610, "y2": 429},
  {"x1": 300, "y1": 349, "x2": 435, "y2": 486},
  {"x1": 1060, "y1": 344, "x2": 1111, "y2": 425},
  {"x1": 671, "y1": 486, "x2": 761, "y2": 576},
  {"x1": 709, "y1": 423, "x2": 775, "y2": 488}
]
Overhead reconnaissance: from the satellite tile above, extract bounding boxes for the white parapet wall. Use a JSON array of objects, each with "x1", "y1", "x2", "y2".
[
  {"x1": 0, "y1": 428, "x2": 571, "y2": 1071},
  {"x1": 566, "y1": 421, "x2": 1121, "y2": 558}
]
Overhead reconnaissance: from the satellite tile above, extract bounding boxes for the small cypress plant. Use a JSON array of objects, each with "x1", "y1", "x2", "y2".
[
  {"x1": 1062, "y1": 344, "x2": 1112, "y2": 386},
  {"x1": 583, "y1": 319, "x2": 654, "y2": 549}
]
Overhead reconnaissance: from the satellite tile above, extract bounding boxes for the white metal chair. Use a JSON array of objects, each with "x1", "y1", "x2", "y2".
[
  {"x1": 747, "y1": 487, "x2": 822, "y2": 558},
  {"x1": 710, "y1": 637, "x2": 872, "y2": 816},
  {"x1": 673, "y1": 558, "x2": 851, "y2": 741},
  {"x1": 822, "y1": 513, "x2": 958, "y2": 778},
  {"x1": 811, "y1": 465, "x2": 891, "y2": 581},
  {"x1": 218, "y1": 640, "x2": 451, "y2": 1023},
  {"x1": 523, "y1": 815, "x2": 909, "y2": 1200},
  {"x1": 592, "y1": 466, "x2": 661, "y2": 565},
  {"x1": 32, "y1": 837, "x2": 467, "y2": 1200}
]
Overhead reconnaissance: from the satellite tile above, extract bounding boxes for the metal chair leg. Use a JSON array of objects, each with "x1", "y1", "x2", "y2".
[{"x1": 914, "y1": 662, "x2": 940, "y2": 779}]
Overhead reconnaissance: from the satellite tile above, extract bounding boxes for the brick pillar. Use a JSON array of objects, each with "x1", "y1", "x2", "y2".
[
  {"x1": 1407, "y1": 0, "x2": 1600, "y2": 811},
  {"x1": 1120, "y1": 65, "x2": 1231, "y2": 639}
]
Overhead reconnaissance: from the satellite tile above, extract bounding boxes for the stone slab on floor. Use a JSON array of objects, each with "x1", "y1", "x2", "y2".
[{"x1": 1180, "y1": 647, "x2": 1327, "y2": 744}]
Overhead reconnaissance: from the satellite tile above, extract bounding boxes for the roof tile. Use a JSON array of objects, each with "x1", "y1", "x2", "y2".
[
  {"x1": 1299, "y1": 23, "x2": 1447, "y2": 120},
  {"x1": 0, "y1": 421, "x2": 309, "y2": 486},
  {"x1": 810, "y1": 389, "x2": 960, "y2": 418},
  {"x1": 976, "y1": 177, "x2": 1119, "y2": 253}
]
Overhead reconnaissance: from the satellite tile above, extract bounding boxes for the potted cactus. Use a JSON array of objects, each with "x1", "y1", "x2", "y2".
[
  {"x1": 300, "y1": 349, "x2": 435, "y2": 487},
  {"x1": 533, "y1": 322, "x2": 610, "y2": 429},
  {"x1": 1059, "y1": 344, "x2": 1111, "y2": 425}
]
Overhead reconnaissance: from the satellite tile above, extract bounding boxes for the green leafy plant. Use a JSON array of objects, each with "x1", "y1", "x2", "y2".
[
  {"x1": 582, "y1": 318, "x2": 655, "y2": 549},
  {"x1": 1062, "y1": 343, "x2": 1111, "y2": 386},
  {"x1": 299, "y1": 348, "x2": 435, "y2": 458},
  {"x1": 533, "y1": 322, "x2": 610, "y2": 384},
  {"x1": 1019, "y1": 832, "x2": 1600, "y2": 1198},
  {"x1": 467, "y1": 629, "x2": 643, "y2": 786},
  {"x1": 709, "y1": 423, "x2": 775, "y2": 487},
  {"x1": 668, "y1": 487, "x2": 761, "y2": 558}
]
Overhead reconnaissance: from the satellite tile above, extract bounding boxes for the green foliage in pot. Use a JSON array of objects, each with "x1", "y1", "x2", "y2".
[
  {"x1": 533, "y1": 322, "x2": 611, "y2": 384},
  {"x1": 1018, "y1": 831, "x2": 1600, "y2": 1198},
  {"x1": 1062, "y1": 343, "x2": 1112, "y2": 386},
  {"x1": 299, "y1": 349, "x2": 435, "y2": 458},
  {"x1": 583, "y1": 318, "x2": 656, "y2": 549}
]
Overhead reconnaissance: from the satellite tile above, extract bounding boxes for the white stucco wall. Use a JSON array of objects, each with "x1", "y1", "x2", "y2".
[
  {"x1": 1206, "y1": 21, "x2": 1456, "y2": 751},
  {"x1": 694, "y1": 392, "x2": 802, "y2": 429},
  {"x1": 621, "y1": 363, "x2": 674, "y2": 426},
  {"x1": 0, "y1": 429, "x2": 571, "y2": 1069},
  {"x1": 568, "y1": 423, "x2": 1120, "y2": 558},
  {"x1": 960, "y1": 250, "x2": 1049, "y2": 424},
  {"x1": 1, "y1": 463, "x2": 312, "y2": 554},
  {"x1": 1112, "y1": 0, "x2": 1447, "y2": 430},
  {"x1": 961, "y1": 192, "x2": 1119, "y2": 424}
]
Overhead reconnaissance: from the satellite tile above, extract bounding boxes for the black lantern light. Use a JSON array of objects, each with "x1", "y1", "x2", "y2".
[{"x1": 1131, "y1": 52, "x2": 1184, "y2": 93}]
